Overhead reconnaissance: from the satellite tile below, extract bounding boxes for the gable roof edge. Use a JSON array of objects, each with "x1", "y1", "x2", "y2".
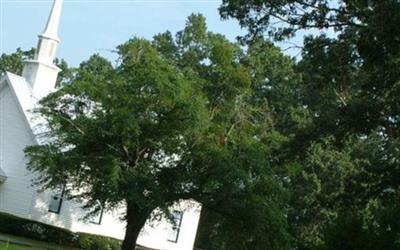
[{"x1": 1, "y1": 72, "x2": 39, "y2": 144}]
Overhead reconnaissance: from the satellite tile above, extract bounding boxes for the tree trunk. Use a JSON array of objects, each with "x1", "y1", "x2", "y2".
[{"x1": 121, "y1": 202, "x2": 151, "y2": 250}]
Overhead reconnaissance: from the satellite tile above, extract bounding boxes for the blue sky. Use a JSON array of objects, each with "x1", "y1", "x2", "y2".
[
  {"x1": 0, "y1": 0, "x2": 303, "y2": 66},
  {"x1": 1, "y1": 0, "x2": 244, "y2": 66}
]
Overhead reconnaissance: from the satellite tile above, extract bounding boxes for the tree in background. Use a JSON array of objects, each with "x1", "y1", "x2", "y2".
[
  {"x1": 0, "y1": 48, "x2": 35, "y2": 75},
  {"x1": 220, "y1": 0, "x2": 400, "y2": 249},
  {"x1": 25, "y1": 14, "x2": 290, "y2": 250},
  {"x1": 0, "y1": 48, "x2": 73, "y2": 87}
]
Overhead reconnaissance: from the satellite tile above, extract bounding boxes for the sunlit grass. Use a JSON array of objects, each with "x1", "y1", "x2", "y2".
[{"x1": 0, "y1": 241, "x2": 43, "y2": 250}]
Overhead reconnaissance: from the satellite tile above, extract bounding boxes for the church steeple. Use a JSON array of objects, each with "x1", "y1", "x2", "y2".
[
  {"x1": 41, "y1": 0, "x2": 62, "y2": 42},
  {"x1": 36, "y1": 0, "x2": 63, "y2": 64},
  {"x1": 22, "y1": 0, "x2": 63, "y2": 99}
]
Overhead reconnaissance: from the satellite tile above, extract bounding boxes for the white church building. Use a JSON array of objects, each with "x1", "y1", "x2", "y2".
[{"x1": 0, "y1": 1, "x2": 201, "y2": 249}]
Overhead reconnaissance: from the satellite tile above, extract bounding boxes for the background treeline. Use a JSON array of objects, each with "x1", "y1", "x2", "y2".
[
  {"x1": 197, "y1": 1, "x2": 400, "y2": 249},
  {"x1": 1, "y1": 0, "x2": 399, "y2": 249}
]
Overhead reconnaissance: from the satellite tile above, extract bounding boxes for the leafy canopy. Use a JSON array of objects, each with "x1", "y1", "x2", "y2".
[
  {"x1": 25, "y1": 14, "x2": 291, "y2": 250},
  {"x1": 220, "y1": 0, "x2": 400, "y2": 249}
]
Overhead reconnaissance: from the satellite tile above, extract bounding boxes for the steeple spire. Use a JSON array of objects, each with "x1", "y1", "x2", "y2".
[
  {"x1": 35, "y1": 0, "x2": 63, "y2": 64},
  {"x1": 22, "y1": 0, "x2": 63, "y2": 99},
  {"x1": 41, "y1": 0, "x2": 63, "y2": 42}
]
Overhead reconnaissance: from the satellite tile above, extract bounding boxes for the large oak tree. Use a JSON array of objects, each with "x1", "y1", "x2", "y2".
[{"x1": 25, "y1": 15, "x2": 289, "y2": 250}]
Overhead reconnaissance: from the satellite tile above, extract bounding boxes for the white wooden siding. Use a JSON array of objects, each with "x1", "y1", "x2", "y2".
[{"x1": 0, "y1": 84, "x2": 37, "y2": 217}]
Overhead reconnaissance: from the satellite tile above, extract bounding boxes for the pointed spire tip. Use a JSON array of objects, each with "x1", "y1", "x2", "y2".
[{"x1": 41, "y1": 0, "x2": 63, "y2": 41}]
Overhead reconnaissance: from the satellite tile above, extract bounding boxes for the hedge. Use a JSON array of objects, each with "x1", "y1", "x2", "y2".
[
  {"x1": 77, "y1": 233, "x2": 121, "y2": 250},
  {"x1": 0, "y1": 212, "x2": 121, "y2": 250}
]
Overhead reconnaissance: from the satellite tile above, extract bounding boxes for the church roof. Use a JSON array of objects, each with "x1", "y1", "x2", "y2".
[{"x1": 0, "y1": 72, "x2": 41, "y2": 143}]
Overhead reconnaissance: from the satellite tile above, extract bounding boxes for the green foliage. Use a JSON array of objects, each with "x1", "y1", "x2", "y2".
[
  {"x1": 25, "y1": 14, "x2": 292, "y2": 250},
  {"x1": 0, "y1": 48, "x2": 35, "y2": 75},
  {"x1": 320, "y1": 203, "x2": 400, "y2": 250},
  {"x1": 78, "y1": 233, "x2": 121, "y2": 250},
  {"x1": 221, "y1": 1, "x2": 400, "y2": 249},
  {"x1": 152, "y1": 31, "x2": 178, "y2": 62},
  {"x1": 282, "y1": 133, "x2": 400, "y2": 250},
  {"x1": 0, "y1": 212, "x2": 122, "y2": 250},
  {"x1": 54, "y1": 58, "x2": 74, "y2": 87},
  {"x1": 0, "y1": 212, "x2": 77, "y2": 246}
]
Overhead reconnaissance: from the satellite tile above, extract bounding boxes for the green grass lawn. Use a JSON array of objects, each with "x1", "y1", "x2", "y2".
[
  {"x1": 0, "y1": 233, "x2": 77, "y2": 250},
  {"x1": 0, "y1": 241, "x2": 42, "y2": 250}
]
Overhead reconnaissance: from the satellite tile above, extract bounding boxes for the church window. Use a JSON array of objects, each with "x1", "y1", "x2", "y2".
[
  {"x1": 167, "y1": 211, "x2": 183, "y2": 243},
  {"x1": 89, "y1": 201, "x2": 104, "y2": 225},
  {"x1": 48, "y1": 185, "x2": 64, "y2": 214}
]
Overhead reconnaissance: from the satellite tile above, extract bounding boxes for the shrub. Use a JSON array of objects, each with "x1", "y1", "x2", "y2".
[
  {"x1": 77, "y1": 232, "x2": 121, "y2": 250},
  {"x1": 0, "y1": 212, "x2": 122, "y2": 249},
  {"x1": 0, "y1": 212, "x2": 76, "y2": 245}
]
